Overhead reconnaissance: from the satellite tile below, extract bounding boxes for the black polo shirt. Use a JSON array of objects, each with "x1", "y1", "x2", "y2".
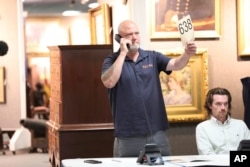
[{"x1": 102, "y1": 48, "x2": 172, "y2": 137}]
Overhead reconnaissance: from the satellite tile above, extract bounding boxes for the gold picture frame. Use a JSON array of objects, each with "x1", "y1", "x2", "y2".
[
  {"x1": 159, "y1": 49, "x2": 208, "y2": 123},
  {"x1": 236, "y1": 0, "x2": 250, "y2": 56},
  {"x1": 151, "y1": 0, "x2": 221, "y2": 39},
  {"x1": 0, "y1": 66, "x2": 6, "y2": 103},
  {"x1": 89, "y1": 4, "x2": 112, "y2": 44}
]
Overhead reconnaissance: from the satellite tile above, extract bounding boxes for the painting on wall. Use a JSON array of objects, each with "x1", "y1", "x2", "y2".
[
  {"x1": 25, "y1": 15, "x2": 90, "y2": 53},
  {"x1": 236, "y1": 0, "x2": 250, "y2": 56},
  {"x1": 161, "y1": 66, "x2": 192, "y2": 106},
  {"x1": 159, "y1": 49, "x2": 208, "y2": 123},
  {"x1": 89, "y1": 4, "x2": 112, "y2": 44},
  {"x1": 151, "y1": 0, "x2": 221, "y2": 39},
  {"x1": 25, "y1": 18, "x2": 69, "y2": 53},
  {"x1": 0, "y1": 66, "x2": 6, "y2": 103}
]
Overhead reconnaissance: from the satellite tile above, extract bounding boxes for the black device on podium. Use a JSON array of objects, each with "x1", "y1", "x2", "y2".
[
  {"x1": 137, "y1": 143, "x2": 164, "y2": 165},
  {"x1": 237, "y1": 139, "x2": 250, "y2": 151}
]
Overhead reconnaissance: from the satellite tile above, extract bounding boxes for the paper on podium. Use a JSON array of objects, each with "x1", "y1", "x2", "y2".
[
  {"x1": 61, "y1": 155, "x2": 229, "y2": 167},
  {"x1": 177, "y1": 15, "x2": 195, "y2": 46},
  {"x1": 165, "y1": 154, "x2": 229, "y2": 167}
]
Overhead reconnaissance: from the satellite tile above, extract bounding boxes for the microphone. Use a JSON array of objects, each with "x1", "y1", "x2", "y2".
[
  {"x1": 0, "y1": 40, "x2": 9, "y2": 56},
  {"x1": 133, "y1": 68, "x2": 164, "y2": 165}
]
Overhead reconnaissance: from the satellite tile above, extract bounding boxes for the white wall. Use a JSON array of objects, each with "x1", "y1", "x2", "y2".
[{"x1": 0, "y1": 0, "x2": 26, "y2": 128}]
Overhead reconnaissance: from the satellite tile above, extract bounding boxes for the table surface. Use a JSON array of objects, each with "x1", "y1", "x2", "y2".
[{"x1": 61, "y1": 154, "x2": 229, "y2": 167}]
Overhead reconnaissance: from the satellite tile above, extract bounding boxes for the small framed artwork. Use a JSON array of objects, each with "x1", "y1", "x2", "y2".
[
  {"x1": 236, "y1": 0, "x2": 250, "y2": 56},
  {"x1": 89, "y1": 4, "x2": 112, "y2": 44},
  {"x1": 0, "y1": 66, "x2": 6, "y2": 103},
  {"x1": 159, "y1": 49, "x2": 208, "y2": 123},
  {"x1": 25, "y1": 17, "x2": 69, "y2": 53},
  {"x1": 151, "y1": 0, "x2": 221, "y2": 39}
]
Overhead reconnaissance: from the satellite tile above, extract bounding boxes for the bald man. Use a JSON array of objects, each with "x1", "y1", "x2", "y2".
[{"x1": 101, "y1": 20, "x2": 197, "y2": 157}]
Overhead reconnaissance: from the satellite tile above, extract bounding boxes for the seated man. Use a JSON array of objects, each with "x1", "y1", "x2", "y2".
[{"x1": 196, "y1": 87, "x2": 250, "y2": 155}]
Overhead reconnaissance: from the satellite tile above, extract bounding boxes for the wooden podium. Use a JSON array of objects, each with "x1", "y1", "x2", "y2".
[{"x1": 48, "y1": 45, "x2": 114, "y2": 167}]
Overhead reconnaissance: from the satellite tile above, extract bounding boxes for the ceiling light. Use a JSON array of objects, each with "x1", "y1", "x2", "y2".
[
  {"x1": 62, "y1": 0, "x2": 81, "y2": 16},
  {"x1": 88, "y1": 3, "x2": 99, "y2": 9},
  {"x1": 62, "y1": 10, "x2": 81, "y2": 16}
]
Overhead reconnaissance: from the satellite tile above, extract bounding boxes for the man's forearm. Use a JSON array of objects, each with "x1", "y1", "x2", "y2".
[
  {"x1": 167, "y1": 42, "x2": 196, "y2": 71},
  {"x1": 174, "y1": 52, "x2": 190, "y2": 70},
  {"x1": 101, "y1": 53, "x2": 126, "y2": 88}
]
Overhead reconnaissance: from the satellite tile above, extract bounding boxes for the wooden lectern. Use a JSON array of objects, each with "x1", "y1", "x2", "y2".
[{"x1": 48, "y1": 45, "x2": 114, "y2": 167}]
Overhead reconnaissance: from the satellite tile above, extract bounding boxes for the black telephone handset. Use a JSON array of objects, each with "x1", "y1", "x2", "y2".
[{"x1": 115, "y1": 34, "x2": 130, "y2": 49}]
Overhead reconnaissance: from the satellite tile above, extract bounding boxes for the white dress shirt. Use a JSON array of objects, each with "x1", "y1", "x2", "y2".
[{"x1": 196, "y1": 116, "x2": 250, "y2": 155}]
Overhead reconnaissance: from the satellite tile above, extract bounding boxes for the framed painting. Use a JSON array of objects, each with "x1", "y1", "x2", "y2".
[
  {"x1": 0, "y1": 66, "x2": 6, "y2": 103},
  {"x1": 236, "y1": 0, "x2": 250, "y2": 56},
  {"x1": 159, "y1": 49, "x2": 208, "y2": 123},
  {"x1": 89, "y1": 4, "x2": 112, "y2": 44},
  {"x1": 151, "y1": 0, "x2": 221, "y2": 39},
  {"x1": 25, "y1": 17, "x2": 69, "y2": 53}
]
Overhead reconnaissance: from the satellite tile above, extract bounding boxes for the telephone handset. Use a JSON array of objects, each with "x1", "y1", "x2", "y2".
[{"x1": 115, "y1": 34, "x2": 130, "y2": 49}]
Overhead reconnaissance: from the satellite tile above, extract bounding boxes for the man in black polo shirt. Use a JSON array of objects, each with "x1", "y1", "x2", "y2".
[{"x1": 101, "y1": 20, "x2": 197, "y2": 157}]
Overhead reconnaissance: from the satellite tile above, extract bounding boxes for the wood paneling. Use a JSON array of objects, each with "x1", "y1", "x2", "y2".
[{"x1": 48, "y1": 45, "x2": 114, "y2": 167}]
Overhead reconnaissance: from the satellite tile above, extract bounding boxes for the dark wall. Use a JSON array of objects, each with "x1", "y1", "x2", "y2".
[{"x1": 168, "y1": 122, "x2": 199, "y2": 155}]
